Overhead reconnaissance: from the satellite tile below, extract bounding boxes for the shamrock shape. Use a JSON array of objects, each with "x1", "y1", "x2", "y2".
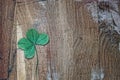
[{"x1": 18, "y1": 29, "x2": 49, "y2": 59}]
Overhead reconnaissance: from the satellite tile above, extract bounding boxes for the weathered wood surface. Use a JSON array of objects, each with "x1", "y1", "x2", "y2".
[
  {"x1": 0, "y1": 0, "x2": 16, "y2": 79},
  {"x1": 15, "y1": 0, "x2": 120, "y2": 80},
  {"x1": 17, "y1": 24, "x2": 26, "y2": 80}
]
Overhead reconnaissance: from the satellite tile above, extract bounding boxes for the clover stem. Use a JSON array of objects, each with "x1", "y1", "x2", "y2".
[{"x1": 35, "y1": 46, "x2": 39, "y2": 80}]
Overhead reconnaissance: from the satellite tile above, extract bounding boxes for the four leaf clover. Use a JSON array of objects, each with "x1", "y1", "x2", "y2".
[{"x1": 18, "y1": 29, "x2": 49, "y2": 59}]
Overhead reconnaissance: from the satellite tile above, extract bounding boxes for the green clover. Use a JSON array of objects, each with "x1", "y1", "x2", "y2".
[{"x1": 18, "y1": 29, "x2": 49, "y2": 59}]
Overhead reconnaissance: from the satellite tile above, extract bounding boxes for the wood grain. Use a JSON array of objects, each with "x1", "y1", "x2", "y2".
[
  {"x1": 15, "y1": 0, "x2": 120, "y2": 80},
  {"x1": 0, "y1": 0, "x2": 15, "y2": 79},
  {"x1": 99, "y1": 26, "x2": 120, "y2": 80},
  {"x1": 16, "y1": 0, "x2": 48, "y2": 80}
]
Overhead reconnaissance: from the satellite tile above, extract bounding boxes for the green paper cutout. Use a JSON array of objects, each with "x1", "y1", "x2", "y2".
[
  {"x1": 26, "y1": 29, "x2": 39, "y2": 44},
  {"x1": 18, "y1": 38, "x2": 33, "y2": 50},
  {"x1": 36, "y1": 33, "x2": 49, "y2": 45},
  {"x1": 24, "y1": 45, "x2": 35, "y2": 59},
  {"x1": 18, "y1": 28, "x2": 49, "y2": 59}
]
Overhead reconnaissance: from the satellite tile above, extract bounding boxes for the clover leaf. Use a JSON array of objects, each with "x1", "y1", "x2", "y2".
[
  {"x1": 36, "y1": 33, "x2": 49, "y2": 45},
  {"x1": 18, "y1": 29, "x2": 49, "y2": 59},
  {"x1": 26, "y1": 29, "x2": 39, "y2": 44},
  {"x1": 18, "y1": 38, "x2": 33, "y2": 50}
]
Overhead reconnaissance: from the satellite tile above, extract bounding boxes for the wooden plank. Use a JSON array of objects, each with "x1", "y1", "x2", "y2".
[
  {"x1": 98, "y1": 5, "x2": 120, "y2": 80},
  {"x1": 46, "y1": 0, "x2": 99, "y2": 80},
  {"x1": 0, "y1": 0, "x2": 15, "y2": 79},
  {"x1": 16, "y1": 0, "x2": 48, "y2": 80},
  {"x1": 17, "y1": 23, "x2": 26, "y2": 80}
]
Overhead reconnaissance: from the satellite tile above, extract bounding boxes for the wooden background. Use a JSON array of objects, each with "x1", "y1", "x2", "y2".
[
  {"x1": 0, "y1": 0, "x2": 120, "y2": 80},
  {"x1": 0, "y1": 0, "x2": 16, "y2": 79}
]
